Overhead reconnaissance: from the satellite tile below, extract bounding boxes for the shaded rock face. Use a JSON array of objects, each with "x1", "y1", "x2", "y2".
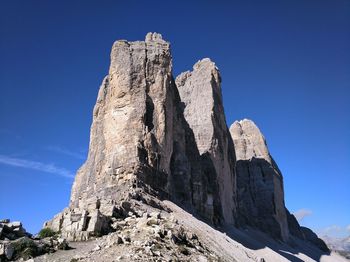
[
  {"x1": 229, "y1": 119, "x2": 289, "y2": 241},
  {"x1": 230, "y1": 119, "x2": 329, "y2": 249},
  {"x1": 286, "y1": 210, "x2": 329, "y2": 252},
  {"x1": 300, "y1": 227, "x2": 330, "y2": 252},
  {"x1": 176, "y1": 59, "x2": 236, "y2": 224}
]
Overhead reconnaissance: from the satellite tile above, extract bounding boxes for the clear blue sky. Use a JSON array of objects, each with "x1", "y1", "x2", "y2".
[{"x1": 0, "y1": 0, "x2": 349, "y2": 236}]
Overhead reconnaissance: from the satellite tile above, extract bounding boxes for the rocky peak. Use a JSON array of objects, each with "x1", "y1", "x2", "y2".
[
  {"x1": 230, "y1": 119, "x2": 271, "y2": 163},
  {"x1": 43, "y1": 33, "x2": 330, "y2": 256},
  {"x1": 70, "y1": 32, "x2": 174, "y2": 214},
  {"x1": 145, "y1": 32, "x2": 166, "y2": 43},
  {"x1": 176, "y1": 58, "x2": 236, "y2": 224},
  {"x1": 46, "y1": 33, "x2": 229, "y2": 240},
  {"x1": 230, "y1": 119, "x2": 289, "y2": 241}
]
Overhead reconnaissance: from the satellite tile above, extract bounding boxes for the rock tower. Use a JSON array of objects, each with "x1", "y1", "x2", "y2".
[{"x1": 44, "y1": 33, "x2": 328, "y2": 252}]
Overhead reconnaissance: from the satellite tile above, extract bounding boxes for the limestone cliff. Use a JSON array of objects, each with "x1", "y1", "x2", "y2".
[
  {"x1": 176, "y1": 59, "x2": 236, "y2": 225},
  {"x1": 230, "y1": 119, "x2": 328, "y2": 250},
  {"x1": 45, "y1": 33, "x2": 234, "y2": 240},
  {"x1": 229, "y1": 119, "x2": 289, "y2": 241},
  {"x1": 44, "y1": 33, "x2": 328, "y2": 254}
]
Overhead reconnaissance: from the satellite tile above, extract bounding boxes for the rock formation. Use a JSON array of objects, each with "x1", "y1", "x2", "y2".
[
  {"x1": 229, "y1": 119, "x2": 289, "y2": 241},
  {"x1": 176, "y1": 58, "x2": 236, "y2": 224},
  {"x1": 44, "y1": 32, "x2": 329, "y2": 256},
  {"x1": 45, "y1": 33, "x2": 233, "y2": 240},
  {"x1": 230, "y1": 119, "x2": 328, "y2": 251},
  {"x1": 0, "y1": 219, "x2": 69, "y2": 261}
]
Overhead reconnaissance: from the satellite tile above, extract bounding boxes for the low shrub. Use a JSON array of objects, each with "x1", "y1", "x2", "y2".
[{"x1": 38, "y1": 228, "x2": 57, "y2": 238}]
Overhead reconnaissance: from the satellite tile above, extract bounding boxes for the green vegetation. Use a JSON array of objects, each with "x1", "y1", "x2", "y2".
[
  {"x1": 12, "y1": 237, "x2": 38, "y2": 260},
  {"x1": 38, "y1": 227, "x2": 57, "y2": 238}
]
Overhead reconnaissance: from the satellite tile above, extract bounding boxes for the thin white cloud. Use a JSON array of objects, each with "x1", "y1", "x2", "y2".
[
  {"x1": 323, "y1": 225, "x2": 342, "y2": 233},
  {"x1": 293, "y1": 208, "x2": 312, "y2": 222},
  {"x1": 46, "y1": 146, "x2": 85, "y2": 160},
  {"x1": 0, "y1": 155, "x2": 74, "y2": 178},
  {"x1": 317, "y1": 225, "x2": 350, "y2": 238}
]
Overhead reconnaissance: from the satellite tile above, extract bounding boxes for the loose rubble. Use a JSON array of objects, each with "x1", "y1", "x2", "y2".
[{"x1": 0, "y1": 219, "x2": 69, "y2": 261}]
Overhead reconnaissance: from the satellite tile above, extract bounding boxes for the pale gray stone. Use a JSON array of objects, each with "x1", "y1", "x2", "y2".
[
  {"x1": 176, "y1": 58, "x2": 236, "y2": 225},
  {"x1": 230, "y1": 119, "x2": 289, "y2": 241},
  {"x1": 45, "y1": 32, "x2": 210, "y2": 239}
]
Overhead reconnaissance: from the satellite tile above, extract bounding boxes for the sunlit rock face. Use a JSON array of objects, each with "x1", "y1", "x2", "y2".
[
  {"x1": 44, "y1": 33, "x2": 328, "y2": 253},
  {"x1": 44, "y1": 33, "x2": 236, "y2": 240},
  {"x1": 70, "y1": 32, "x2": 175, "y2": 211},
  {"x1": 69, "y1": 32, "x2": 212, "y2": 215},
  {"x1": 230, "y1": 119, "x2": 289, "y2": 241},
  {"x1": 176, "y1": 58, "x2": 237, "y2": 225}
]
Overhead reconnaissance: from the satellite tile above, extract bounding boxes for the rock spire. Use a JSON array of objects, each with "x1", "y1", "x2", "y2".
[
  {"x1": 44, "y1": 33, "x2": 328, "y2": 254},
  {"x1": 230, "y1": 119, "x2": 289, "y2": 240},
  {"x1": 176, "y1": 58, "x2": 236, "y2": 224}
]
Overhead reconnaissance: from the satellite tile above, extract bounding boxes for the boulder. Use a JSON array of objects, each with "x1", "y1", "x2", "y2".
[
  {"x1": 0, "y1": 219, "x2": 31, "y2": 240},
  {"x1": 0, "y1": 241, "x2": 14, "y2": 260}
]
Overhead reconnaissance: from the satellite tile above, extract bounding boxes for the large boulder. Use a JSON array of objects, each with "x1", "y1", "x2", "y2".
[
  {"x1": 0, "y1": 219, "x2": 31, "y2": 240},
  {"x1": 0, "y1": 219, "x2": 65, "y2": 261}
]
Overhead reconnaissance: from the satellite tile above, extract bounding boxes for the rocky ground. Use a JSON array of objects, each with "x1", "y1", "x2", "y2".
[
  {"x1": 2, "y1": 200, "x2": 345, "y2": 262},
  {"x1": 0, "y1": 220, "x2": 69, "y2": 261}
]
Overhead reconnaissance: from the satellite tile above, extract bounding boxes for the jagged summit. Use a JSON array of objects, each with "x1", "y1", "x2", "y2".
[
  {"x1": 145, "y1": 32, "x2": 166, "y2": 43},
  {"x1": 176, "y1": 57, "x2": 236, "y2": 224},
  {"x1": 43, "y1": 33, "x2": 329, "y2": 259},
  {"x1": 230, "y1": 119, "x2": 271, "y2": 162},
  {"x1": 230, "y1": 119, "x2": 289, "y2": 241},
  {"x1": 193, "y1": 58, "x2": 217, "y2": 69}
]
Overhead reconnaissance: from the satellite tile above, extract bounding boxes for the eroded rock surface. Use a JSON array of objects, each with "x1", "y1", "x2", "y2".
[
  {"x1": 35, "y1": 201, "x2": 342, "y2": 262},
  {"x1": 45, "y1": 33, "x2": 226, "y2": 240},
  {"x1": 176, "y1": 58, "x2": 236, "y2": 225},
  {"x1": 0, "y1": 219, "x2": 69, "y2": 261},
  {"x1": 43, "y1": 33, "x2": 330, "y2": 257},
  {"x1": 230, "y1": 119, "x2": 289, "y2": 241},
  {"x1": 230, "y1": 119, "x2": 328, "y2": 251}
]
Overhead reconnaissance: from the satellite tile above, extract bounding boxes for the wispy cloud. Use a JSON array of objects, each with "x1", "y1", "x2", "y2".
[
  {"x1": 46, "y1": 146, "x2": 85, "y2": 160},
  {"x1": 0, "y1": 155, "x2": 74, "y2": 178},
  {"x1": 293, "y1": 208, "x2": 312, "y2": 222},
  {"x1": 317, "y1": 225, "x2": 350, "y2": 238}
]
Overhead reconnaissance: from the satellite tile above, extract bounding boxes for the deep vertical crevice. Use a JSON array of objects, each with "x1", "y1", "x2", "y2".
[{"x1": 145, "y1": 95, "x2": 154, "y2": 131}]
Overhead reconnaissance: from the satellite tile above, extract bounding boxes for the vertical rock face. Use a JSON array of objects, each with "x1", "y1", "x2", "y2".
[
  {"x1": 176, "y1": 59, "x2": 236, "y2": 224},
  {"x1": 230, "y1": 119, "x2": 329, "y2": 248},
  {"x1": 286, "y1": 209, "x2": 329, "y2": 251},
  {"x1": 70, "y1": 33, "x2": 174, "y2": 211},
  {"x1": 44, "y1": 33, "x2": 328, "y2": 253},
  {"x1": 229, "y1": 119, "x2": 289, "y2": 241},
  {"x1": 45, "y1": 33, "x2": 229, "y2": 240}
]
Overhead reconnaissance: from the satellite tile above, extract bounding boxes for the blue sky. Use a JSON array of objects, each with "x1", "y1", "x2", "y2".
[{"x1": 0, "y1": 0, "x2": 349, "y2": 236}]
